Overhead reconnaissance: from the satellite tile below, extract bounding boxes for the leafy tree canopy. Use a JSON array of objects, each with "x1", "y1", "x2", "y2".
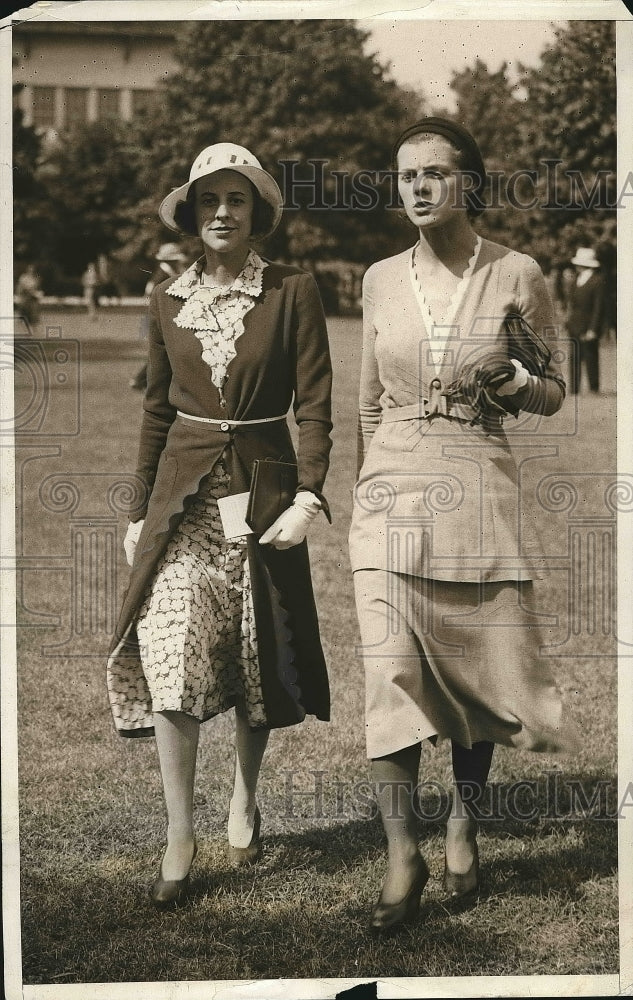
[
  {"x1": 440, "y1": 21, "x2": 615, "y2": 271},
  {"x1": 13, "y1": 19, "x2": 616, "y2": 293},
  {"x1": 131, "y1": 19, "x2": 424, "y2": 264}
]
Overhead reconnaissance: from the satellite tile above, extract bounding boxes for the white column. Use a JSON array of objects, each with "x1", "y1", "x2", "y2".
[
  {"x1": 21, "y1": 85, "x2": 33, "y2": 127},
  {"x1": 87, "y1": 88, "x2": 98, "y2": 124},
  {"x1": 54, "y1": 87, "x2": 65, "y2": 130},
  {"x1": 119, "y1": 87, "x2": 132, "y2": 122}
]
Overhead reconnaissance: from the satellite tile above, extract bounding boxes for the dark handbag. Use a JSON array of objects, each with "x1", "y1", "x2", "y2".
[
  {"x1": 245, "y1": 459, "x2": 299, "y2": 535},
  {"x1": 504, "y1": 312, "x2": 552, "y2": 376},
  {"x1": 446, "y1": 313, "x2": 554, "y2": 423}
]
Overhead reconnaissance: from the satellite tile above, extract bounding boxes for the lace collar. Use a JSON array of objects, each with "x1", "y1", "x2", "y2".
[{"x1": 166, "y1": 250, "x2": 267, "y2": 303}]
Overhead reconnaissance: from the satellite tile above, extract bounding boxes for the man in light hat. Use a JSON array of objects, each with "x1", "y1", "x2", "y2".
[
  {"x1": 144, "y1": 243, "x2": 188, "y2": 296},
  {"x1": 129, "y1": 243, "x2": 188, "y2": 390},
  {"x1": 566, "y1": 246, "x2": 605, "y2": 395}
]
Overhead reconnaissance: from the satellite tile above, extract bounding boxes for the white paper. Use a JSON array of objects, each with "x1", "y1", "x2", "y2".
[{"x1": 217, "y1": 491, "x2": 253, "y2": 539}]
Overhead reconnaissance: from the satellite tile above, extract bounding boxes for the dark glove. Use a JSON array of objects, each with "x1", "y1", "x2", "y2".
[{"x1": 449, "y1": 351, "x2": 519, "y2": 421}]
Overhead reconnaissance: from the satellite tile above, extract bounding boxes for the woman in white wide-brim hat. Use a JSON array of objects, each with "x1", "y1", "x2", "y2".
[{"x1": 107, "y1": 143, "x2": 333, "y2": 907}]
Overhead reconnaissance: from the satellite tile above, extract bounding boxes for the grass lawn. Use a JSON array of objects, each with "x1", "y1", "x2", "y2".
[{"x1": 12, "y1": 309, "x2": 619, "y2": 987}]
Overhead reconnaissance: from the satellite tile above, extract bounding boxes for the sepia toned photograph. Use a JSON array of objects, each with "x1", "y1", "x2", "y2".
[{"x1": 3, "y1": 1, "x2": 631, "y2": 997}]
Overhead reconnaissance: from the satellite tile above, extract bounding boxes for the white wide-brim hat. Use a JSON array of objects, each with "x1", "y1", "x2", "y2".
[
  {"x1": 571, "y1": 247, "x2": 600, "y2": 268},
  {"x1": 159, "y1": 143, "x2": 284, "y2": 238}
]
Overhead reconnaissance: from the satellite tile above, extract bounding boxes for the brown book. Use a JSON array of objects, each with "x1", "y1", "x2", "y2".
[{"x1": 246, "y1": 459, "x2": 298, "y2": 535}]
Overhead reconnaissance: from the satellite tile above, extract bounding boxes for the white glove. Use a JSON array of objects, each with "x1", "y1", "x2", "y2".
[
  {"x1": 495, "y1": 358, "x2": 532, "y2": 397},
  {"x1": 259, "y1": 492, "x2": 321, "y2": 549},
  {"x1": 124, "y1": 519, "x2": 144, "y2": 566}
]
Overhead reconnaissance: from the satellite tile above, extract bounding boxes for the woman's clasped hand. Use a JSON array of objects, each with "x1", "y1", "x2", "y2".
[
  {"x1": 349, "y1": 117, "x2": 579, "y2": 932},
  {"x1": 107, "y1": 142, "x2": 332, "y2": 909},
  {"x1": 259, "y1": 492, "x2": 322, "y2": 549},
  {"x1": 107, "y1": 122, "x2": 580, "y2": 934}
]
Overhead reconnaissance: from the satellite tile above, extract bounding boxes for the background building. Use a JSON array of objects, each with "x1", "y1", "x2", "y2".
[{"x1": 12, "y1": 20, "x2": 178, "y2": 135}]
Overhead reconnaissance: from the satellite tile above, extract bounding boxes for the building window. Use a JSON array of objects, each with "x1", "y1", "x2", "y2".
[
  {"x1": 31, "y1": 86, "x2": 56, "y2": 128},
  {"x1": 63, "y1": 87, "x2": 89, "y2": 127},
  {"x1": 97, "y1": 88, "x2": 120, "y2": 120},
  {"x1": 131, "y1": 89, "x2": 160, "y2": 117}
]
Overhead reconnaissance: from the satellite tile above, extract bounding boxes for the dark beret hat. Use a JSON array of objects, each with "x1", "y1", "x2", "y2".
[{"x1": 392, "y1": 117, "x2": 487, "y2": 216}]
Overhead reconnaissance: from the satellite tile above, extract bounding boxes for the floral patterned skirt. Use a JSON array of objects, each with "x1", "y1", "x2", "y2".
[{"x1": 135, "y1": 458, "x2": 267, "y2": 728}]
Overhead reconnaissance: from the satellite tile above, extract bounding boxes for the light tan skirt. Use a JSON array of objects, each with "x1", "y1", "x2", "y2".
[{"x1": 354, "y1": 569, "x2": 580, "y2": 760}]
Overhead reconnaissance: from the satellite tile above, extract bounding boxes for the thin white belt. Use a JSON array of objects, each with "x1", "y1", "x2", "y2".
[{"x1": 177, "y1": 410, "x2": 285, "y2": 426}]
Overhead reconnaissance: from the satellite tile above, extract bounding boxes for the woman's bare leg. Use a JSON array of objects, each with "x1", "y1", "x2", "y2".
[
  {"x1": 372, "y1": 742, "x2": 424, "y2": 903},
  {"x1": 153, "y1": 710, "x2": 199, "y2": 879},
  {"x1": 228, "y1": 700, "x2": 270, "y2": 847}
]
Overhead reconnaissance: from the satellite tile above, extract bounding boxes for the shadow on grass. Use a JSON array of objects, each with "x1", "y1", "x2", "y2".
[{"x1": 20, "y1": 773, "x2": 618, "y2": 983}]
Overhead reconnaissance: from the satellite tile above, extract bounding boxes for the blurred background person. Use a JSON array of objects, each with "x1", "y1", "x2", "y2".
[
  {"x1": 566, "y1": 246, "x2": 605, "y2": 395},
  {"x1": 96, "y1": 253, "x2": 121, "y2": 304},
  {"x1": 129, "y1": 242, "x2": 188, "y2": 390},
  {"x1": 14, "y1": 263, "x2": 43, "y2": 331},
  {"x1": 551, "y1": 261, "x2": 576, "y2": 328},
  {"x1": 596, "y1": 239, "x2": 616, "y2": 343},
  {"x1": 82, "y1": 261, "x2": 99, "y2": 321}
]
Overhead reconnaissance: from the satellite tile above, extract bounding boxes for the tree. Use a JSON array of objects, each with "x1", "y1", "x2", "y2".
[
  {"x1": 37, "y1": 119, "x2": 147, "y2": 284},
  {"x1": 447, "y1": 59, "x2": 532, "y2": 257},
  {"x1": 449, "y1": 58, "x2": 523, "y2": 167},
  {"x1": 444, "y1": 23, "x2": 616, "y2": 273},
  {"x1": 13, "y1": 87, "x2": 52, "y2": 272},
  {"x1": 130, "y1": 19, "x2": 423, "y2": 265},
  {"x1": 14, "y1": 84, "x2": 152, "y2": 291},
  {"x1": 516, "y1": 20, "x2": 616, "y2": 265}
]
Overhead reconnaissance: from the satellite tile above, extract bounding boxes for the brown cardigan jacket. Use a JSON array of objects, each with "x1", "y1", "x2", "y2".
[
  {"x1": 132, "y1": 261, "x2": 333, "y2": 520},
  {"x1": 107, "y1": 261, "x2": 333, "y2": 736}
]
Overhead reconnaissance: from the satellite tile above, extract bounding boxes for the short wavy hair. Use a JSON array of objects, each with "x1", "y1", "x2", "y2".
[{"x1": 174, "y1": 178, "x2": 276, "y2": 240}]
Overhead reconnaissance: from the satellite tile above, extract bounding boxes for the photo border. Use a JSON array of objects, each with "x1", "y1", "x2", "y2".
[{"x1": 2, "y1": 2, "x2": 631, "y2": 997}]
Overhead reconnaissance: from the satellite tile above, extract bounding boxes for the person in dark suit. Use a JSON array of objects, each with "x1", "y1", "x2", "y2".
[
  {"x1": 107, "y1": 143, "x2": 333, "y2": 907},
  {"x1": 566, "y1": 246, "x2": 605, "y2": 394}
]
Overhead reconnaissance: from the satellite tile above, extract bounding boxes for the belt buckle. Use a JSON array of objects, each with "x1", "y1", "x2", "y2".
[
  {"x1": 219, "y1": 421, "x2": 230, "y2": 432},
  {"x1": 424, "y1": 379, "x2": 448, "y2": 418}
]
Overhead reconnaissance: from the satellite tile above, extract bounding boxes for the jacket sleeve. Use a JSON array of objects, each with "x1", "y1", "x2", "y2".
[
  {"x1": 291, "y1": 273, "x2": 333, "y2": 517},
  {"x1": 132, "y1": 288, "x2": 178, "y2": 520},
  {"x1": 508, "y1": 256, "x2": 566, "y2": 417},
  {"x1": 357, "y1": 267, "x2": 384, "y2": 475}
]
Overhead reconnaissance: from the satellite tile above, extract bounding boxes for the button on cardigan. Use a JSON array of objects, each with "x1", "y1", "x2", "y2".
[
  {"x1": 349, "y1": 238, "x2": 566, "y2": 583},
  {"x1": 107, "y1": 262, "x2": 333, "y2": 737}
]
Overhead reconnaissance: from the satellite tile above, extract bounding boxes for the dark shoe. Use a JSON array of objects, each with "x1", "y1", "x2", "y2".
[
  {"x1": 151, "y1": 841, "x2": 197, "y2": 909},
  {"x1": 443, "y1": 841, "x2": 479, "y2": 899},
  {"x1": 369, "y1": 858, "x2": 430, "y2": 934},
  {"x1": 227, "y1": 805, "x2": 261, "y2": 867}
]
